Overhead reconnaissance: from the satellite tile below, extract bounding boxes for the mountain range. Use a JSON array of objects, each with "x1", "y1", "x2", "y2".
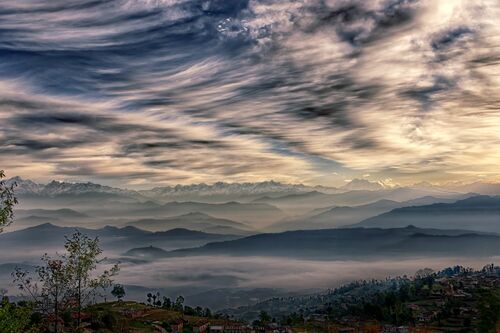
[
  {"x1": 7, "y1": 177, "x2": 330, "y2": 202},
  {"x1": 126, "y1": 225, "x2": 500, "y2": 260},
  {"x1": 11, "y1": 176, "x2": 498, "y2": 204},
  {"x1": 353, "y1": 195, "x2": 500, "y2": 232},
  {"x1": 0, "y1": 223, "x2": 241, "y2": 261},
  {"x1": 7, "y1": 176, "x2": 500, "y2": 234},
  {"x1": 125, "y1": 212, "x2": 254, "y2": 235},
  {"x1": 268, "y1": 195, "x2": 475, "y2": 231}
]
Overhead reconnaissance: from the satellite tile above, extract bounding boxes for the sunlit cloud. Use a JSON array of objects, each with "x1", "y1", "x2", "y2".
[{"x1": 1, "y1": 0, "x2": 500, "y2": 187}]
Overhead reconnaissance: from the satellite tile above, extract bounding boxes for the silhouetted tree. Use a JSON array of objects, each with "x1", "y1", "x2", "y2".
[
  {"x1": 175, "y1": 295, "x2": 184, "y2": 311},
  {"x1": 111, "y1": 285, "x2": 125, "y2": 302},
  {"x1": 162, "y1": 296, "x2": 172, "y2": 309}
]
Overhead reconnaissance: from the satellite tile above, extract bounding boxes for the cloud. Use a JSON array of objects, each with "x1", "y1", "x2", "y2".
[{"x1": 1, "y1": 0, "x2": 500, "y2": 186}]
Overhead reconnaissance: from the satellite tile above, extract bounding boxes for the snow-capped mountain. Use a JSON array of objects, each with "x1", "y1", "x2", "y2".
[
  {"x1": 8, "y1": 177, "x2": 329, "y2": 201},
  {"x1": 139, "y1": 180, "x2": 317, "y2": 198},
  {"x1": 340, "y1": 178, "x2": 386, "y2": 191},
  {"x1": 7, "y1": 177, "x2": 141, "y2": 199},
  {"x1": 5, "y1": 176, "x2": 43, "y2": 195}
]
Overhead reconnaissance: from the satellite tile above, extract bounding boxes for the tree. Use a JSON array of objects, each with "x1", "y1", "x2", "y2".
[
  {"x1": 415, "y1": 268, "x2": 434, "y2": 279},
  {"x1": 14, "y1": 231, "x2": 119, "y2": 331},
  {"x1": 0, "y1": 170, "x2": 17, "y2": 232},
  {"x1": 111, "y1": 285, "x2": 125, "y2": 302},
  {"x1": 63, "y1": 230, "x2": 119, "y2": 329},
  {"x1": 13, "y1": 255, "x2": 71, "y2": 333},
  {"x1": 152, "y1": 291, "x2": 159, "y2": 306},
  {"x1": 175, "y1": 295, "x2": 184, "y2": 311},
  {"x1": 258, "y1": 311, "x2": 272, "y2": 325},
  {"x1": 162, "y1": 296, "x2": 171, "y2": 309}
]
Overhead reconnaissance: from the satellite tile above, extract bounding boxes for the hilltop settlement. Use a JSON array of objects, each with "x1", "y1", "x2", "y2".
[{"x1": 1, "y1": 264, "x2": 499, "y2": 333}]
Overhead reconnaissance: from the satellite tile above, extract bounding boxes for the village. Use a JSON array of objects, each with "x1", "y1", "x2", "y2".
[
  {"x1": 294, "y1": 267, "x2": 500, "y2": 333},
  {"x1": 70, "y1": 267, "x2": 498, "y2": 333}
]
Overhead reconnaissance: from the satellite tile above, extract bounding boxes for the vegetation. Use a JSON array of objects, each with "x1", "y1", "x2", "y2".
[
  {"x1": 0, "y1": 298, "x2": 41, "y2": 333},
  {"x1": 0, "y1": 170, "x2": 17, "y2": 232},
  {"x1": 111, "y1": 284, "x2": 126, "y2": 302},
  {"x1": 275, "y1": 265, "x2": 500, "y2": 332},
  {"x1": 12, "y1": 230, "x2": 119, "y2": 332}
]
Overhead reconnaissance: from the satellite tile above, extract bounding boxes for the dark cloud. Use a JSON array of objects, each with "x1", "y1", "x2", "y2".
[
  {"x1": 431, "y1": 27, "x2": 474, "y2": 51},
  {"x1": 0, "y1": 0, "x2": 499, "y2": 186},
  {"x1": 401, "y1": 76, "x2": 455, "y2": 112}
]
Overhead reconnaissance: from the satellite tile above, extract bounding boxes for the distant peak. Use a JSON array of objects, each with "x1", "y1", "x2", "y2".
[
  {"x1": 341, "y1": 178, "x2": 385, "y2": 191},
  {"x1": 30, "y1": 223, "x2": 58, "y2": 230}
]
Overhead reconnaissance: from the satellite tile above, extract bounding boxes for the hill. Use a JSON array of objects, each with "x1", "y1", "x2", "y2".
[
  {"x1": 267, "y1": 199, "x2": 402, "y2": 231},
  {"x1": 124, "y1": 246, "x2": 170, "y2": 260},
  {"x1": 353, "y1": 195, "x2": 500, "y2": 232},
  {"x1": 269, "y1": 196, "x2": 470, "y2": 231},
  {"x1": 162, "y1": 226, "x2": 500, "y2": 260},
  {"x1": 126, "y1": 212, "x2": 253, "y2": 235},
  {"x1": 0, "y1": 223, "x2": 241, "y2": 261}
]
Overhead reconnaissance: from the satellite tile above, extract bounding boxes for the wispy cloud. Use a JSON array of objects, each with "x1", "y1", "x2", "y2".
[{"x1": 1, "y1": 0, "x2": 499, "y2": 186}]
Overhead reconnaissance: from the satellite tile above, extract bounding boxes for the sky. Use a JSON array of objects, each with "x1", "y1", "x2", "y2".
[{"x1": 0, "y1": 0, "x2": 499, "y2": 188}]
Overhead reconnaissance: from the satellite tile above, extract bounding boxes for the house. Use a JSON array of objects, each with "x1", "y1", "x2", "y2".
[
  {"x1": 210, "y1": 325, "x2": 224, "y2": 333},
  {"x1": 193, "y1": 320, "x2": 209, "y2": 333},
  {"x1": 71, "y1": 311, "x2": 91, "y2": 321},
  {"x1": 171, "y1": 319, "x2": 185, "y2": 333},
  {"x1": 121, "y1": 309, "x2": 147, "y2": 318},
  {"x1": 224, "y1": 324, "x2": 252, "y2": 333},
  {"x1": 337, "y1": 328, "x2": 356, "y2": 333}
]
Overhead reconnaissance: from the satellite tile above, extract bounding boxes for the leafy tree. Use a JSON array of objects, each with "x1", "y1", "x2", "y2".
[
  {"x1": 0, "y1": 170, "x2": 17, "y2": 233},
  {"x1": 162, "y1": 296, "x2": 172, "y2": 309},
  {"x1": 13, "y1": 255, "x2": 71, "y2": 333},
  {"x1": 111, "y1": 284, "x2": 125, "y2": 302},
  {"x1": 175, "y1": 295, "x2": 185, "y2": 311},
  {"x1": 258, "y1": 310, "x2": 272, "y2": 325},
  {"x1": 13, "y1": 231, "x2": 119, "y2": 331},
  {"x1": 63, "y1": 230, "x2": 119, "y2": 328},
  {"x1": 415, "y1": 268, "x2": 434, "y2": 279},
  {"x1": 152, "y1": 291, "x2": 159, "y2": 306},
  {"x1": 195, "y1": 306, "x2": 203, "y2": 316}
]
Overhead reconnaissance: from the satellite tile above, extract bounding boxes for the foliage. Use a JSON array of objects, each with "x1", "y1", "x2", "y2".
[
  {"x1": 0, "y1": 170, "x2": 17, "y2": 232},
  {"x1": 13, "y1": 230, "x2": 120, "y2": 331},
  {"x1": 63, "y1": 230, "x2": 119, "y2": 327},
  {"x1": 0, "y1": 298, "x2": 41, "y2": 333},
  {"x1": 175, "y1": 295, "x2": 185, "y2": 311},
  {"x1": 13, "y1": 254, "x2": 72, "y2": 333},
  {"x1": 478, "y1": 289, "x2": 500, "y2": 333},
  {"x1": 111, "y1": 284, "x2": 126, "y2": 301}
]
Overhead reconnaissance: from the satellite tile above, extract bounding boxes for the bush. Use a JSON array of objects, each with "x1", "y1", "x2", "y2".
[{"x1": 0, "y1": 300, "x2": 40, "y2": 333}]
